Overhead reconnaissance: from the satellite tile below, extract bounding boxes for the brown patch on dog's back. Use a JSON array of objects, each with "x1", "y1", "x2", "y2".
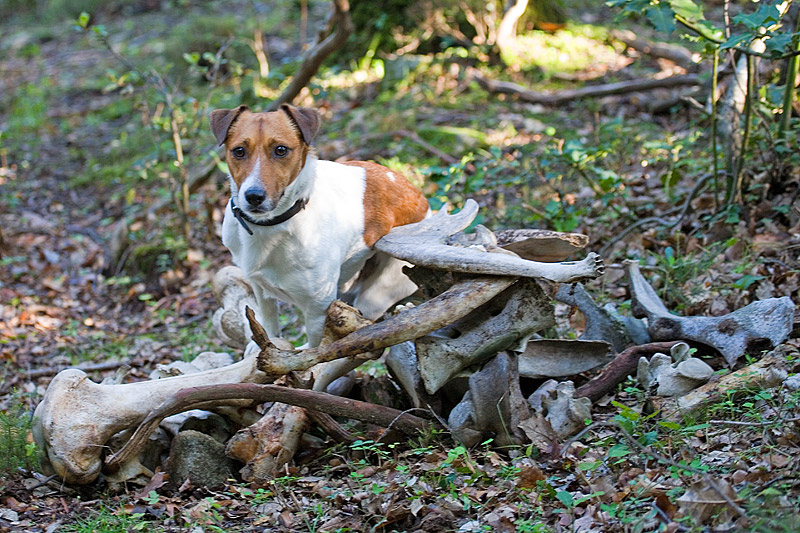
[{"x1": 342, "y1": 161, "x2": 428, "y2": 247}]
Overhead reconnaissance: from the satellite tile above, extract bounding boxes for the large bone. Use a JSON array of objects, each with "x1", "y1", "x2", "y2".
[
  {"x1": 32, "y1": 354, "x2": 266, "y2": 485},
  {"x1": 416, "y1": 278, "x2": 555, "y2": 394},
  {"x1": 626, "y1": 260, "x2": 795, "y2": 366},
  {"x1": 374, "y1": 199, "x2": 605, "y2": 283}
]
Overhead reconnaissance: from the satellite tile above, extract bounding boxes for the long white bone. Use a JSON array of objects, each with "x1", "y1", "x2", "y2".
[{"x1": 32, "y1": 355, "x2": 265, "y2": 485}]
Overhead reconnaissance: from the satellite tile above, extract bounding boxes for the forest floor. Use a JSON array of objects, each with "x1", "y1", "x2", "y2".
[{"x1": 1, "y1": 1, "x2": 800, "y2": 531}]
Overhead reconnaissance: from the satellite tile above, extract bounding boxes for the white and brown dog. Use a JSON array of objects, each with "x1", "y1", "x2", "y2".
[{"x1": 210, "y1": 104, "x2": 428, "y2": 348}]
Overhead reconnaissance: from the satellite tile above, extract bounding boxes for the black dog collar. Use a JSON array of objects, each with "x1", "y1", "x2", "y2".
[{"x1": 230, "y1": 196, "x2": 307, "y2": 235}]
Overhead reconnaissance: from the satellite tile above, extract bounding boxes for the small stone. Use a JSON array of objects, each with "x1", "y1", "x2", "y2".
[
  {"x1": 783, "y1": 375, "x2": 800, "y2": 391},
  {"x1": 166, "y1": 430, "x2": 233, "y2": 488}
]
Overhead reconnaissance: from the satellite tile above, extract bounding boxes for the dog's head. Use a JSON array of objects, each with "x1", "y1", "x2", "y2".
[{"x1": 210, "y1": 104, "x2": 320, "y2": 215}]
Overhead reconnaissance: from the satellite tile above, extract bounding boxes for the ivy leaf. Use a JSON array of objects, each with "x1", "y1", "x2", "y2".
[
  {"x1": 720, "y1": 32, "x2": 753, "y2": 50},
  {"x1": 765, "y1": 32, "x2": 794, "y2": 55},
  {"x1": 670, "y1": 0, "x2": 704, "y2": 23},
  {"x1": 734, "y1": 3, "x2": 781, "y2": 30},
  {"x1": 646, "y1": 3, "x2": 676, "y2": 33}
]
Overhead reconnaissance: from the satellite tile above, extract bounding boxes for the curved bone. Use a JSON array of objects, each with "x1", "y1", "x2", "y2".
[
  {"x1": 256, "y1": 275, "x2": 518, "y2": 378},
  {"x1": 212, "y1": 266, "x2": 257, "y2": 349},
  {"x1": 374, "y1": 199, "x2": 605, "y2": 283},
  {"x1": 32, "y1": 354, "x2": 266, "y2": 485}
]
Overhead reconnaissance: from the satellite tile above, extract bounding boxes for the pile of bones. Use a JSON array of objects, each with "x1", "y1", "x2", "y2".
[{"x1": 32, "y1": 199, "x2": 796, "y2": 486}]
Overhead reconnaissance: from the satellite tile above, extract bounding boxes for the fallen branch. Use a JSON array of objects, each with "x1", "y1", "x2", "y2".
[
  {"x1": 267, "y1": 0, "x2": 354, "y2": 109},
  {"x1": 105, "y1": 383, "x2": 434, "y2": 472},
  {"x1": 652, "y1": 347, "x2": 791, "y2": 421},
  {"x1": 610, "y1": 29, "x2": 699, "y2": 70},
  {"x1": 254, "y1": 275, "x2": 518, "y2": 378},
  {"x1": 26, "y1": 360, "x2": 129, "y2": 379},
  {"x1": 574, "y1": 341, "x2": 681, "y2": 402},
  {"x1": 469, "y1": 67, "x2": 701, "y2": 105}
]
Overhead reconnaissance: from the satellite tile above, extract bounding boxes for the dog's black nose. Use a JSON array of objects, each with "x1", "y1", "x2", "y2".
[{"x1": 244, "y1": 188, "x2": 266, "y2": 207}]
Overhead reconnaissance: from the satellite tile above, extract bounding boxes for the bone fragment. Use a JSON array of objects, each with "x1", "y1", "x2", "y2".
[
  {"x1": 32, "y1": 353, "x2": 266, "y2": 485},
  {"x1": 518, "y1": 339, "x2": 612, "y2": 379},
  {"x1": 637, "y1": 342, "x2": 713, "y2": 397},
  {"x1": 652, "y1": 345, "x2": 794, "y2": 421},
  {"x1": 212, "y1": 266, "x2": 257, "y2": 349},
  {"x1": 255, "y1": 275, "x2": 517, "y2": 378},
  {"x1": 528, "y1": 380, "x2": 592, "y2": 439},
  {"x1": 494, "y1": 228, "x2": 589, "y2": 262},
  {"x1": 226, "y1": 403, "x2": 309, "y2": 482},
  {"x1": 626, "y1": 260, "x2": 795, "y2": 366},
  {"x1": 448, "y1": 352, "x2": 530, "y2": 447},
  {"x1": 312, "y1": 300, "x2": 379, "y2": 392},
  {"x1": 556, "y1": 283, "x2": 646, "y2": 352},
  {"x1": 386, "y1": 342, "x2": 442, "y2": 411},
  {"x1": 416, "y1": 279, "x2": 555, "y2": 394},
  {"x1": 375, "y1": 199, "x2": 605, "y2": 283}
]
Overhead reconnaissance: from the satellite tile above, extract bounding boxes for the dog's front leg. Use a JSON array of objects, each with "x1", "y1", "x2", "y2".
[
  {"x1": 301, "y1": 299, "x2": 334, "y2": 348},
  {"x1": 253, "y1": 291, "x2": 281, "y2": 340}
]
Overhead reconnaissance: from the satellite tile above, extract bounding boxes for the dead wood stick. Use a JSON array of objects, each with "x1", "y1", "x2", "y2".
[
  {"x1": 26, "y1": 360, "x2": 129, "y2": 379},
  {"x1": 653, "y1": 350, "x2": 789, "y2": 421},
  {"x1": 306, "y1": 410, "x2": 356, "y2": 443},
  {"x1": 610, "y1": 29, "x2": 698, "y2": 70},
  {"x1": 105, "y1": 382, "x2": 433, "y2": 472},
  {"x1": 254, "y1": 276, "x2": 517, "y2": 378},
  {"x1": 574, "y1": 341, "x2": 681, "y2": 402},
  {"x1": 267, "y1": 0, "x2": 354, "y2": 110},
  {"x1": 469, "y1": 67, "x2": 701, "y2": 105}
]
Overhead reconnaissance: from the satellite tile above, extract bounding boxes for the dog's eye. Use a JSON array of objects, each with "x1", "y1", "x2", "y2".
[
  {"x1": 273, "y1": 145, "x2": 289, "y2": 158},
  {"x1": 231, "y1": 146, "x2": 246, "y2": 159}
]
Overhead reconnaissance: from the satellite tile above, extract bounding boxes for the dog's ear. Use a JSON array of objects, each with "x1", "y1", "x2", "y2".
[
  {"x1": 209, "y1": 105, "x2": 249, "y2": 146},
  {"x1": 280, "y1": 104, "x2": 321, "y2": 145}
]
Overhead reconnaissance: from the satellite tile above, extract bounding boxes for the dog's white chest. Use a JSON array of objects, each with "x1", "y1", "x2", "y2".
[{"x1": 221, "y1": 161, "x2": 372, "y2": 307}]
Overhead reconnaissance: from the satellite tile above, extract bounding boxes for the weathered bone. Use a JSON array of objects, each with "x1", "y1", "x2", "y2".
[
  {"x1": 374, "y1": 199, "x2": 605, "y2": 283},
  {"x1": 32, "y1": 354, "x2": 266, "y2": 485},
  {"x1": 626, "y1": 260, "x2": 795, "y2": 366},
  {"x1": 416, "y1": 278, "x2": 555, "y2": 394},
  {"x1": 528, "y1": 380, "x2": 592, "y2": 439},
  {"x1": 637, "y1": 341, "x2": 713, "y2": 397},
  {"x1": 312, "y1": 300, "x2": 379, "y2": 393},
  {"x1": 212, "y1": 266, "x2": 257, "y2": 349},
  {"x1": 494, "y1": 228, "x2": 589, "y2": 262},
  {"x1": 555, "y1": 283, "x2": 647, "y2": 352},
  {"x1": 226, "y1": 403, "x2": 309, "y2": 482},
  {"x1": 518, "y1": 339, "x2": 612, "y2": 379},
  {"x1": 448, "y1": 352, "x2": 530, "y2": 447},
  {"x1": 256, "y1": 275, "x2": 518, "y2": 378},
  {"x1": 224, "y1": 301, "x2": 376, "y2": 481}
]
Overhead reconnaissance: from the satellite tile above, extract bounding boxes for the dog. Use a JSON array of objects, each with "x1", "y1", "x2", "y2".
[{"x1": 210, "y1": 104, "x2": 429, "y2": 348}]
